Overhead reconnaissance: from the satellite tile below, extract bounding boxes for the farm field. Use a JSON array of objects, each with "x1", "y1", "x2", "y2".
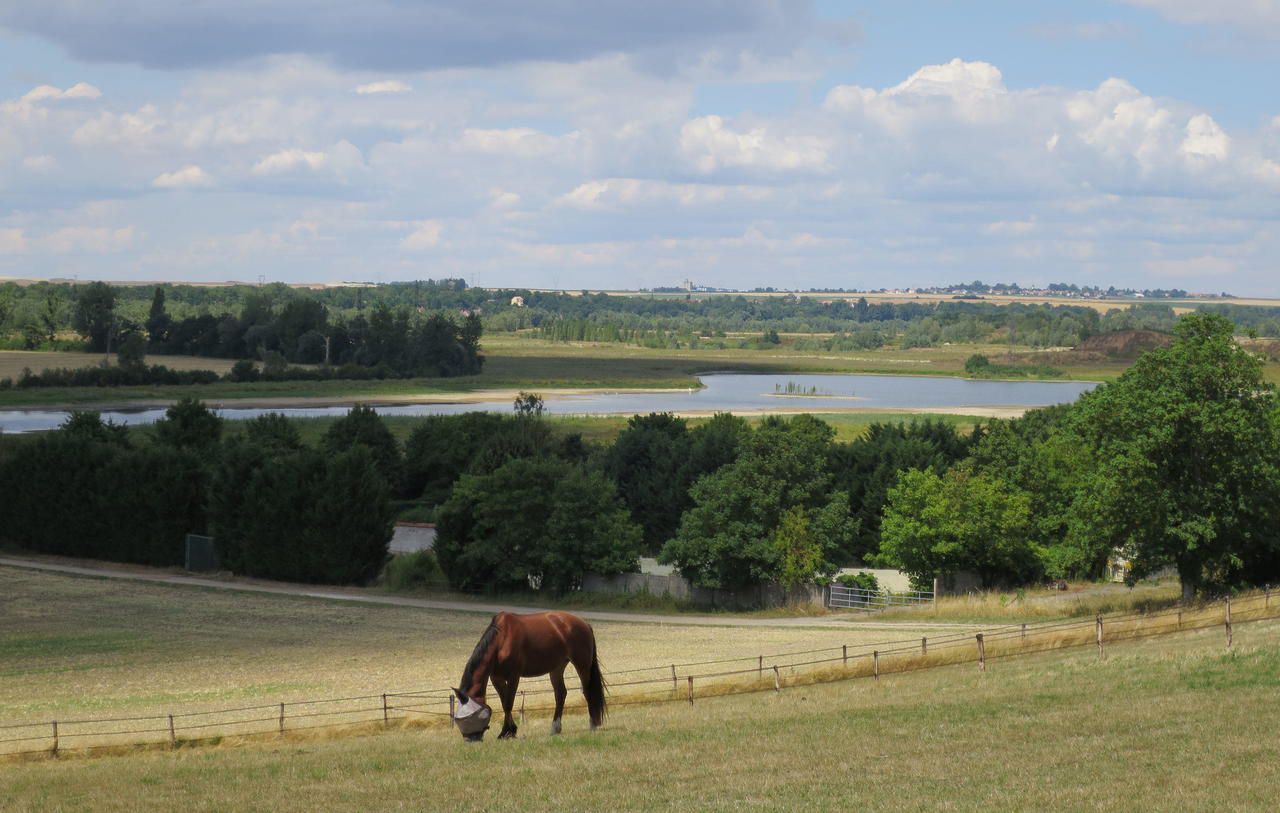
[
  {"x1": 0, "y1": 567, "x2": 972, "y2": 726},
  {"x1": 2, "y1": 571, "x2": 1277, "y2": 811},
  {"x1": 0, "y1": 351, "x2": 243, "y2": 380}
]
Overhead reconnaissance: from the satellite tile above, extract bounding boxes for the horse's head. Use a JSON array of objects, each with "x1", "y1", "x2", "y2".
[{"x1": 452, "y1": 689, "x2": 492, "y2": 742}]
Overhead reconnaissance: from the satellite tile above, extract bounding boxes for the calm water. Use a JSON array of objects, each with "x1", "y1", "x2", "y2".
[{"x1": 0, "y1": 373, "x2": 1097, "y2": 434}]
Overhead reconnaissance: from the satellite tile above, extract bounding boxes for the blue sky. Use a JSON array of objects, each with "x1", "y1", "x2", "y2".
[{"x1": 1, "y1": 1, "x2": 1277, "y2": 293}]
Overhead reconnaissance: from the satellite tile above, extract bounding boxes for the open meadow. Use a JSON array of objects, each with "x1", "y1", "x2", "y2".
[
  {"x1": 0, "y1": 567, "x2": 974, "y2": 727},
  {"x1": 2, "y1": 565, "x2": 1278, "y2": 811}
]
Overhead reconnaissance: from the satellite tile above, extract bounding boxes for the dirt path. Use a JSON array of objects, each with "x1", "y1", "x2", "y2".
[{"x1": 0, "y1": 555, "x2": 977, "y2": 631}]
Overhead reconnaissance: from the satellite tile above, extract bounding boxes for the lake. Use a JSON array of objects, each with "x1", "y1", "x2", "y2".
[{"x1": 0, "y1": 373, "x2": 1098, "y2": 433}]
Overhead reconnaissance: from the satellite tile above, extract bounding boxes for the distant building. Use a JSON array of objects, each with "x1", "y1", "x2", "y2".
[{"x1": 510, "y1": 296, "x2": 525, "y2": 307}]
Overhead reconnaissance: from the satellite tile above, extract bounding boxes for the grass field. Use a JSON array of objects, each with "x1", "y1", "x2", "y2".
[
  {"x1": 2, "y1": 567, "x2": 1277, "y2": 811},
  {"x1": 0, "y1": 568, "x2": 971, "y2": 727}
]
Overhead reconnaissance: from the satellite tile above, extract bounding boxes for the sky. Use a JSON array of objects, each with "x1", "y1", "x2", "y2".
[{"x1": 0, "y1": 1, "x2": 1277, "y2": 294}]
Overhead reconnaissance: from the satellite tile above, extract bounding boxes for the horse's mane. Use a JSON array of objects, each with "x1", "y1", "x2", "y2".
[{"x1": 459, "y1": 619, "x2": 500, "y2": 692}]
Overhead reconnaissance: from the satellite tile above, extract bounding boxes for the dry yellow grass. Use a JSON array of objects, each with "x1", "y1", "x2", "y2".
[
  {"x1": 3, "y1": 564, "x2": 1272, "y2": 762},
  {"x1": 0, "y1": 351, "x2": 241, "y2": 380},
  {"x1": 0, "y1": 568, "x2": 970, "y2": 731},
  {"x1": 3, "y1": 603, "x2": 1278, "y2": 811}
]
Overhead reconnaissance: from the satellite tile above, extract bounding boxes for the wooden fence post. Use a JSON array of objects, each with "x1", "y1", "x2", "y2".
[
  {"x1": 51, "y1": 721, "x2": 58, "y2": 756},
  {"x1": 169, "y1": 714, "x2": 176, "y2": 747},
  {"x1": 687, "y1": 676, "x2": 694, "y2": 705},
  {"x1": 842, "y1": 644, "x2": 847, "y2": 666},
  {"x1": 278, "y1": 703, "x2": 286, "y2": 735},
  {"x1": 921, "y1": 637, "x2": 927, "y2": 657},
  {"x1": 1226, "y1": 595, "x2": 1233, "y2": 649},
  {"x1": 1021, "y1": 623, "x2": 1027, "y2": 642},
  {"x1": 382, "y1": 694, "x2": 389, "y2": 726},
  {"x1": 873, "y1": 651, "x2": 879, "y2": 680},
  {"x1": 773, "y1": 665, "x2": 781, "y2": 692},
  {"x1": 671, "y1": 664, "x2": 677, "y2": 692},
  {"x1": 976, "y1": 634, "x2": 985, "y2": 672},
  {"x1": 1096, "y1": 614, "x2": 1104, "y2": 659},
  {"x1": 449, "y1": 693, "x2": 456, "y2": 718},
  {"x1": 758, "y1": 655, "x2": 763, "y2": 678}
]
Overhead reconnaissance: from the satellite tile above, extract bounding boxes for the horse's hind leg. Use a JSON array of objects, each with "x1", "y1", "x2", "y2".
[
  {"x1": 549, "y1": 666, "x2": 567, "y2": 735},
  {"x1": 491, "y1": 675, "x2": 518, "y2": 739}
]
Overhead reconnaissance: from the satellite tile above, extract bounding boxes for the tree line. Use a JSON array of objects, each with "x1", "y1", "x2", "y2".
[
  {"x1": 1, "y1": 313, "x2": 1276, "y2": 600},
  {"x1": 5, "y1": 279, "x2": 1280, "y2": 359}
]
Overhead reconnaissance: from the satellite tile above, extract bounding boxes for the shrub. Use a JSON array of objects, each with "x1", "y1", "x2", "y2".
[
  {"x1": 836, "y1": 572, "x2": 881, "y2": 592},
  {"x1": 384, "y1": 550, "x2": 441, "y2": 591}
]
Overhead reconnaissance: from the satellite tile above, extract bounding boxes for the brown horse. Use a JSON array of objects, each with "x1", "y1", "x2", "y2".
[{"x1": 452, "y1": 611, "x2": 606, "y2": 741}]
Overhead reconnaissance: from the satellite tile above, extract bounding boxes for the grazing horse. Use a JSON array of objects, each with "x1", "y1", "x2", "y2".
[{"x1": 452, "y1": 611, "x2": 607, "y2": 741}]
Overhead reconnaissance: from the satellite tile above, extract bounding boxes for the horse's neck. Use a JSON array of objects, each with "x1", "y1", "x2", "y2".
[
  {"x1": 461, "y1": 626, "x2": 500, "y2": 699},
  {"x1": 463, "y1": 660, "x2": 492, "y2": 699}
]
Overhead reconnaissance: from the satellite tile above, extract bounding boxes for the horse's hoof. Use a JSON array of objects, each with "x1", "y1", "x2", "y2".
[
  {"x1": 498, "y1": 727, "x2": 518, "y2": 740},
  {"x1": 550, "y1": 720, "x2": 562, "y2": 735}
]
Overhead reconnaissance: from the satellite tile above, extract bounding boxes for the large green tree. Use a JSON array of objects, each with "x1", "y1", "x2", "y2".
[
  {"x1": 434, "y1": 456, "x2": 641, "y2": 593},
  {"x1": 1065, "y1": 313, "x2": 1280, "y2": 599},
  {"x1": 321, "y1": 405, "x2": 403, "y2": 492},
  {"x1": 72, "y1": 282, "x2": 117, "y2": 352},
  {"x1": 660, "y1": 415, "x2": 855, "y2": 590},
  {"x1": 879, "y1": 467, "x2": 1040, "y2": 589}
]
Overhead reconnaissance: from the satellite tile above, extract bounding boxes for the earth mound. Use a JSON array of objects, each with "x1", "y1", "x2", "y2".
[{"x1": 1075, "y1": 330, "x2": 1173, "y2": 359}]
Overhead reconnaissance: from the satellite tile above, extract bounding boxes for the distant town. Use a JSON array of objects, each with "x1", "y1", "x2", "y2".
[{"x1": 650, "y1": 280, "x2": 1228, "y2": 300}]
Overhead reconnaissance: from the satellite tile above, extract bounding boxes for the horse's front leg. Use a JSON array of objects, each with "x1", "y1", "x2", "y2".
[
  {"x1": 549, "y1": 666, "x2": 567, "y2": 735},
  {"x1": 491, "y1": 675, "x2": 518, "y2": 739}
]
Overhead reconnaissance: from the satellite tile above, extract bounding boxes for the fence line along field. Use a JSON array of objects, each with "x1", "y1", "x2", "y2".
[
  {"x1": 0, "y1": 568, "x2": 971, "y2": 729},
  {"x1": 2, "y1": 586, "x2": 1274, "y2": 758},
  {"x1": 3, "y1": 606, "x2": 1279, "y2": 811}
]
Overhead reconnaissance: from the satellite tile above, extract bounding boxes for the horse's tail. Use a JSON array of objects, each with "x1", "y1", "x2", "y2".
[{"x1": 585, "y1": 630, "x2": 607, "y2": 727}]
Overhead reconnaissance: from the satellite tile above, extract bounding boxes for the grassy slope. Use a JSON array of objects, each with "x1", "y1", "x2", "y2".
[
  {"x1": 0, "y1": 568, "x2": 971, "y2": 724},
  {"x1": 4, "y1": 603, "x2": 1278, "y2": 811}
]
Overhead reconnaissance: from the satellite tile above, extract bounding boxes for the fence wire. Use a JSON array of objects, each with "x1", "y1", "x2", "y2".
[{"x1": 2, "y1": 590, "x2": 1275, "y2": 758}]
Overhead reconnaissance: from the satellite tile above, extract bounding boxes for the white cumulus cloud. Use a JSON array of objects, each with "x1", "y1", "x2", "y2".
[
  {"x1": 152, "y1": 165, "x2": 214, "y2": 188},
  {"x1": 20, "y1": 82, "x2": 101, "y2": 103},
  {"x1": 355, "y1": 80, "x2": 411, "y2": 95}
]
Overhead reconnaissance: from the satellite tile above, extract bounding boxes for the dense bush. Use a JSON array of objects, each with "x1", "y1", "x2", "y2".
[
  {"x1": 435, "y1": 456, "x2": 641, "y2": 593},
  {"x1": 12, "y1": 364, "x2": 221, "y2": 388},
  {"x1": 209, "y1": 444, "x2": 393, "y2": 584},
  {"x1": 0, "y1": 416, "x2": 207, "y2": 566}
]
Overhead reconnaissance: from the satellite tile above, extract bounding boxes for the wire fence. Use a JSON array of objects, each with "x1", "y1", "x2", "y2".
[{"x1": 2, "y1": 587, "x2": 1276, "y2": 760}]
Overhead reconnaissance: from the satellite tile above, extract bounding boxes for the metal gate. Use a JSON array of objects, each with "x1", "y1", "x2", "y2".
[{"x1": 827, "y1": 584, "x2": 934, "y2": 611}]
